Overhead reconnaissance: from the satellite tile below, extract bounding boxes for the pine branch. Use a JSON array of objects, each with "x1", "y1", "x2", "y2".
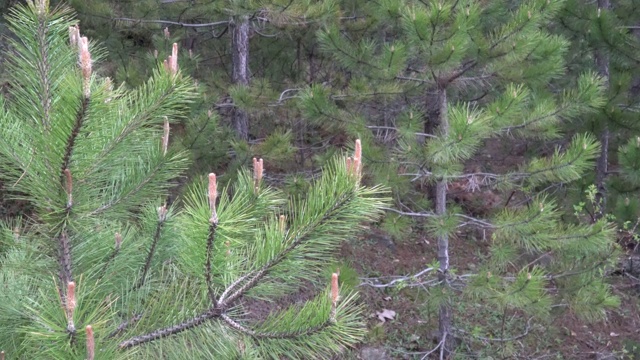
[
  {"x1": 500, "y1": 107, "x2": 565, "y2": 133},
  {"x1": 89, "y1": 157, "x2": 171, "y2": 215},
  {"x1": 60, "y1": 97, "x2": 90, "y2": 183},
  {"x1": 219, "y1": 192, "x2": 354, "y2": 306},
  {"x1": 320, "y1": 29, "x2": 383, "y2": 71},
  {"x1": 83, "y1": 79, "x2": 193, "y2": 178},
  {"x1": 98, "y1": 233, "x2": 122, "y2": 281},
  {"x1": 108, "y1": 313, "x2": 142, "y2": 339},
  {"x1": 135, "y1": 206, "x2": 167, "y2": 289},
  {"x1": 220, "y1": 313, "x2": 255, "y2": 335},
  {"x1": 216, "y1": 272, "x2": 254, "y2": 307},
  {"x1": 121, "y1": 174, "x2": 368, "y2": 349},
  {"x1": 118, "y1": 307, "x2": 221, "y2": 349},
  {"x1": 220, "y1": 313, "x2": 331, "y2": 339},
  {"x1": 35, "y1": 9, "x2": 52, "y2": 130},
  {"x1": 205, "y1": 222, "x2": 218, "y2": 303},
  {"x1": 57, "y1": 230, "x2": 73, "y2": 303}
]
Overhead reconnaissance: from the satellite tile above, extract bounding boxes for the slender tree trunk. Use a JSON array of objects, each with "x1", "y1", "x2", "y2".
[
  {"x1": 230, "y1": 15, "x2": 250, "y2": 140},
  {"x1": 308, "y1": 43, "x2": 316, "y2": 84},
  {"x1": 435, "y1": 86, "x2": 452, "y2": 356},
  {"x1": 295, "y1": 37, "x2": 305, "y2": 168},
  {"x1": 594, "y1": 0, "x2": 610, "y2": 220}
]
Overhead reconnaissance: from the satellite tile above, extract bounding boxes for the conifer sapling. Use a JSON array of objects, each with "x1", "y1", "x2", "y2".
[{"x1": 0, "y1": 2, "x2": 387, "y2": 358}]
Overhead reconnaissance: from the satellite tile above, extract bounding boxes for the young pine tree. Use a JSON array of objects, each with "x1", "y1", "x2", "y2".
[
  {"x1": 559, "y1": 0, "x2": 640, "y2": 226},
  {"x1": 0, "y1": 2, "x2": 386, "y2": 359},
  {"x1": 311, "y1": 0, "x2": 621, "y2": 356},
  {"x1": 70, "y1": 0, "x2": 341, "y2": 142}
]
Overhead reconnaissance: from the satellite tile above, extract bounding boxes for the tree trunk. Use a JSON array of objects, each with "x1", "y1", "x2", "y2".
[
  {"x1": 230, "y1": 15, "x2": 250, "y2": 140},
  {"x1": 435, "y1": 86, "x2": 452, "y2": 356},
  {"x1": 594, "y1": 0, "x2": 610, "y2": 221}
]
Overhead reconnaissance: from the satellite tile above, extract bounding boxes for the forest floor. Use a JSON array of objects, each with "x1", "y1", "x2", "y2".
[
  {"x1": 337, "y1": 136, "x2": 640, "y2": 359},
  {"x1": 340, "y1": 227, "x2": 640, "y2": 359},
  {"x1": 2, "y1": 139, "x2": 640, "y2": 359}
]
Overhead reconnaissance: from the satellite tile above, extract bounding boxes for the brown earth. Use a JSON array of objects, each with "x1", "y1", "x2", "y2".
[{"x1": 340, "y1": 228, "x2": 640, "y2": 359}]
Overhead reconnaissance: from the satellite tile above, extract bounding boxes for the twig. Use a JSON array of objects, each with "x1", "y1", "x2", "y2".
[
  {"x1": 359, "y1": 267, "x2": 435, "y2": 288},
  {"x1": 382, "y1": 207, "x2": 437, "y2": 218},
  {"x1": 252, "y1": 27, "x2": 278, "y2": 38},
  {"x1": 277, "y1": 88, "x2": 302, "y2": 102},
  {"x1": 383, "y1": 207, "x2": 496, "y2": 229},
  {"x1": 439, "y1": 331, "x2": 447, "y2": 360},
  {"x1": 113, "y1": 17, "x2": 229, "y2": 28},
  {"x1": 418, "y1": 335, "x2": 446, "y2": 360},
  {"x1": 365, "y1": 125, "x2": 436, "y2": 138},
  {"x1": 624, "y1": 272, "x2": 640, "y2": 282}
]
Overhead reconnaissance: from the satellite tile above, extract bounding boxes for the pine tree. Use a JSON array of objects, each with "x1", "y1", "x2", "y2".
[
  {"x1": 0, "y1": 2, "x2": 387, "y2": 358},
  {"x1": 311, "y1": 0, "x2": 621, "y2": 356},
  {"x1": 559, "y1": 0, "x2": 640, "y2": 226},
  {"x1": 68, "y1": 0, "x2": 341, "y2": 143}
]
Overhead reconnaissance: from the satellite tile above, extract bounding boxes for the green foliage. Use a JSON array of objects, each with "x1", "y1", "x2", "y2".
[
  {"x1": 558, "y1": 0, "x2": 640, "y2": 228},
  {"x1": 0, "y1": 3, "x2": 388, "y2": 358},
  {"x1": 1, "y1": 0, "x2": 635, "y2": 356},
  {"x1": 314, "y1": 0, "x2": 623, "y2": 356},
  {"x1": 253, "y1": 130, "x2": 297, "y2": 164}
]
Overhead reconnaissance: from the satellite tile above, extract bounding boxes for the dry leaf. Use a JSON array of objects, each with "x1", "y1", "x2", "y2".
[{"x1": 376, "y1": 309, "x2": 396, "y2": 322}]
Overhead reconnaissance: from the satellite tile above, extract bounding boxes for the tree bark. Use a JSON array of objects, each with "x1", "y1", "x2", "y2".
[
  {"x1": 594, "y1": 0, "x2": 610, "y2": 221},
  {"x1": 230, "y1": 15, "x2": 250, "y2": 140},
  {"x1": 435, "y1": 86, "x2": 452, "y2": 356}
]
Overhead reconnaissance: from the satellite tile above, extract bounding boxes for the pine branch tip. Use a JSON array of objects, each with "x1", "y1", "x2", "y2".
[
  {"x1": 69, "y1": 25, "x2": 79, "y2": 46},
  {"x1": 331, "y1": 273, "x2": 340, "y2": 304},
  {"x1": 346, "y1": 139, "x2": 363, "y2": 181},
  {"x1": 115, "y1": 232, "x2": 122, "y2": 250},
  {"x1": 164, "y1": 43, "x2": 179, "y2": 75},
  {"x1": 66, "y1": 281, "x2": 76, "y2": 333},
  {"x1": 208, "y1": 173, "x2": 218, "y2": 224},
  {"x1": 78, "y1": 36, "x2": 92, "y2": 97},
  {"x1": 158, "y1": 205, "x2": 168, "y2": 222},
  {"x1": 64, "y1": 168, "x2": 73, "y2": 208},
  {"x1": 253, "y1": 158, "x2": 264, "y2": 193},
  {"x1": 31, "y1": 0, "x2": 48, "y2": 15},
  {"x1": 86, "y1": 325, "x2": 95, "y2": 360},
  {"x1": 162, "y1": 117, "x2": 170, "y2": 155}
]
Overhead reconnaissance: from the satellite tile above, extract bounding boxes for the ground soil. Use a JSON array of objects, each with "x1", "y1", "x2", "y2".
[
  {"x1": 2, "y1": 138, "x2": 640, "y2": 360},
  {"x1": 340, "y1": 227, "x2": 640, "y2": 359},
  {"x1": 335, "y1": 137, "x2": 640, "y2": 359}
]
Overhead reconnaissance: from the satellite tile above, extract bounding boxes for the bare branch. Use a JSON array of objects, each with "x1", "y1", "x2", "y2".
[
  {"x1": 382, "y1": 207, "x2": 437, "y2": 218},
  {"x1": 114, "y1": 17, "x2": 229, "y2": 28},
  {"x1": 366, "y1": 125, "x2": 436, "y2": 138},
  {"x1": 252, "y1": 27, "x2": 278, "y2": 38},
  {"x1": 277, "y1": 88, "x2": 302, "y2": 103},
  {"x1": 359, "y1": 267, "x2": 436, "y2": 288}
]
